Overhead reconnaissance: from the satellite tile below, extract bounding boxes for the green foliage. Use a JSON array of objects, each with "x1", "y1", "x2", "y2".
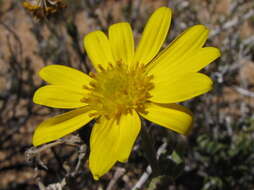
[{"x1": 193, "y1": 121, "x2": 254, "y2": 190}]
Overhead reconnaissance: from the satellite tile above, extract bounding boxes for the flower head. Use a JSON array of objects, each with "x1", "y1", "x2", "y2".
[
  {"x1": 23, "y1": 0, "x2": 66, "y2": 20},
  {"x1": 32, "y1": 7, "x2": 220, "y2": 179}
]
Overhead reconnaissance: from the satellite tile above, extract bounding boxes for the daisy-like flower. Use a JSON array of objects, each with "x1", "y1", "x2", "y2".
[
  {"x1": 33, "y1": 7, "x2": 220, "y2": 179},
  {"x1": 23, "y1": 0, "x2": 66, "y2": 20}
]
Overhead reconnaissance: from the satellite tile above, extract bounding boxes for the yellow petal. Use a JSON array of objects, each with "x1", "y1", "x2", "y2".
[
  {"x1": 150, "y1": 47, "x2": 220, "y2": 85},
  {"x1": 116, "y1": 111, "x2": 141, "y2": 162},
  {"x1": 147, "y1": 25, "x2": 210, "y2": 76},
  {"x1": 133, "y1": 7, "x2": 172, "y2": 65},
  {"x1": 39, "y1": 65, "x2": 92, "y2": 89},
  {"x1": 181, "y1": 47, "x2": 220, "y2": 73},
  {"x1": 109, "y1": 22, "x2": 134, "y2": 66},
  {"x1": 169, "y1": 47, "x2": 220, "y2": 75},
  {"x1": 140, "y1": 103, "x2": 193, "y2": 135},
  {"x1": 150, "y1": 73, "x2": 213, "y2": 103},
  {"x1": 33, "y1": 107, "x2": 95, "y2": 146},
  {"x1": 89, "y1": 112, "x2": 141, "y2": 180},
  {"x1": 84, "y1": 31, "x2": 114, "y2": 70},
  {"x1": 89, "y1": 117, "x2": 119, "y2": 180},
  {"x1": 33, "y1": 85, "x2": 87, "y2": 109}
]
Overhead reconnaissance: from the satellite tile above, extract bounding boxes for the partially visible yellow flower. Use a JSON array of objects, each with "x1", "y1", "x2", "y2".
[
  {"x1": 22, "y1": 0, "x2": 66, "y2": 20},
  {"x1": 32, "y1": 7, "x2": 220, "y2": 179}
]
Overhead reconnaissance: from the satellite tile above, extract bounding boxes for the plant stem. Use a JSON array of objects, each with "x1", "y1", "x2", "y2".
[{"x1": 140, "y1": 120, "x2": 160, "y2": 176}]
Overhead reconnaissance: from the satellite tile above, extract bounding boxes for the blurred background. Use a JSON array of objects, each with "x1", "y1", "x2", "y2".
[{"x1": 0, "y1": 0, "x2": 254, "y2": 189}]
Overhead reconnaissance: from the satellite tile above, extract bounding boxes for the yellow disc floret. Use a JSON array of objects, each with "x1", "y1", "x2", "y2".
[{"x1": 82, "y1": 61, "x2": 154, "y2": 119}]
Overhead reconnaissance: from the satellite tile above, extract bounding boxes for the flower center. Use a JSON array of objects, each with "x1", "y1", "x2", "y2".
[{"x1": 82, "y1": 62, "x2": 154, "y2": 119}]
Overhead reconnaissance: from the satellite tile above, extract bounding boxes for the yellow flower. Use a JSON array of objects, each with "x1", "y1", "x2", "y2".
[
  {"x1": 32, "y1": 7, "x2": 220, "y2": 179},
  {"x1": 23, "y1": 0, "x2": 66, "y2": 20}
]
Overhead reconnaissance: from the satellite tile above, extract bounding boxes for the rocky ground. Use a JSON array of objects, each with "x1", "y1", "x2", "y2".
[{"x1": 0, "y1": 0, "x2": 254, "y2": 189}]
